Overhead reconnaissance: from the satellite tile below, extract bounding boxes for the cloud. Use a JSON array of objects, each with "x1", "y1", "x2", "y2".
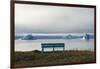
[{"x1": 15, "y1": 4, "x2": 94, "y2": 33}]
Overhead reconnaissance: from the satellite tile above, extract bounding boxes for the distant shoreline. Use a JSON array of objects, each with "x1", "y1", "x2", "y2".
[{"x1": 15, "y1": 33, "x2": 94, "y2": 40}]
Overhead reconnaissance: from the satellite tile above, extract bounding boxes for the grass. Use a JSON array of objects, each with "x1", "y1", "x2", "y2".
[{"x1": 14, "y1": 50, "x2": 96, "y2": 67}]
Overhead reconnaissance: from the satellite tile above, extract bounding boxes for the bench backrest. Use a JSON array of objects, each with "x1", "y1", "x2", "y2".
[{"x1": 41, "y1": 43, "x2": 65, "y2": 48}]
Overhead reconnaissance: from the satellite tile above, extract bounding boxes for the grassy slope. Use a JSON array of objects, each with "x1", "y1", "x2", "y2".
[{"x1": 14, "y1": 50, "x2": 95, "y2": 67}]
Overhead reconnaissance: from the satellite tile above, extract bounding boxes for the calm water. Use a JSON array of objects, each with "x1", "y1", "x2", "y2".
[{"x1": 15, "y1": 39, "x2": 94, "y2": 51}]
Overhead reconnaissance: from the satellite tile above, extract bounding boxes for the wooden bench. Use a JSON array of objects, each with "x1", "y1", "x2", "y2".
[{"x1": 41, "y1": 43, "x2": 65, "y2": 52}]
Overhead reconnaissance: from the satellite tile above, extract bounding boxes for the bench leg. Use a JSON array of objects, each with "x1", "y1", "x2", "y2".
[
  {"x1": 42, "y1": 48, "x2": 44, "y2": 53},
  {"x1": 53, "y1": 47, "x2": 55, "y2": 52},
  {"x1": 63, "y1": 47, "x2": 65, "y2": 51}
]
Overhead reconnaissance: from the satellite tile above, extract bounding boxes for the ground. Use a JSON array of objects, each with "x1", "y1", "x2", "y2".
[{"x1": 14, "y1": 50, "x2": 96, "y2": 68}]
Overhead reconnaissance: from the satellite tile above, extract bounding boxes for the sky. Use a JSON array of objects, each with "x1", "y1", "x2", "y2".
[{"x1": 15, "y1": 4, "x2": 94, "y2": 34}]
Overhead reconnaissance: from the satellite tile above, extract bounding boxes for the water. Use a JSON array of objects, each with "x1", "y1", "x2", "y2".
[{"x1": 15, "y1": 39, "x2": 94, "y2": 51}]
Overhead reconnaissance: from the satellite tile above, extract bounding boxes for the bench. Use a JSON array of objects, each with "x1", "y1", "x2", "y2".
[{"x1": 41, "y1": 43, "x2": 65, "y2": 52}]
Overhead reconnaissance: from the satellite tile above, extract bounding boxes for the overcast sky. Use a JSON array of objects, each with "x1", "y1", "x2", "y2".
[{"x1": 15, "y1": 4, "x2": 94, "y2": 34}]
